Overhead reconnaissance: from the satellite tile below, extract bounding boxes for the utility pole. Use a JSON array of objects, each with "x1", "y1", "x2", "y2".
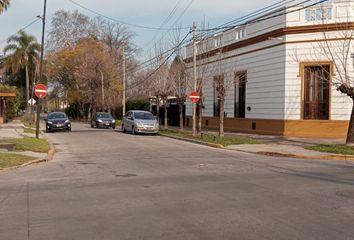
[
  {"x1": 35, "y1": 0, "x2": 47, "y2": 139},
  {"x1": 122, "y1": 47, "x2": 126, "y2": 117},
  {"x1": 100, "y1": 70, "x2": 104, "y2": 109},
  {"x1": 192, "y1": 22, "x2": 197, "y2": 137}
]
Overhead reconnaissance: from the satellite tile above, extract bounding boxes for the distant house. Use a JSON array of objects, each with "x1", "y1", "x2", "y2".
[{"x1": 184, "y1": 0, "x2": 354, "y2": 138}]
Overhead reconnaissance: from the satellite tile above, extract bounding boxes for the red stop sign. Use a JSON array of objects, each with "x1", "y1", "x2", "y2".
[
  {"x1": 189, "y1": 91, "x2": 200, "y2": 103},
  {"x1": 35, "y1": 84, "x2": 47, "y2": 99}
]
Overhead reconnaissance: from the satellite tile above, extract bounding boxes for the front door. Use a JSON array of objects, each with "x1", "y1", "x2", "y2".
[
  {"x1": 303, "y1": 65, "x2": 330, "y2": 120},
  {"x1": 235, "y1": 72, "x2": 246, "y2": 118}
]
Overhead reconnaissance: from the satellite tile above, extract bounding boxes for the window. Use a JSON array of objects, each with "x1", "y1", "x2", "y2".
[
  {"x1": 235, "y1": 28, "x2": 246, "y2": 40},
  {"x1": 305, "y1": 8, "x2": 332, "y2": 21},
  {"x1": 303, "y1": 65, "x2": 330, "y2": 120},
  {"x1": 213, "y1": 75, "x2": 224, "y2": 117},
  {"x1": 234, "y1": 71, "x2": 247, "y2": 118},
  {"x1": 215, "y1": 37, "x2": 222, "y2": 47}
]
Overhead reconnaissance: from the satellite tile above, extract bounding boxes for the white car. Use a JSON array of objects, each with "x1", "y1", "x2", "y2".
[{"x1": 122, "y1": 110, "x2": 159, "y2": 135}]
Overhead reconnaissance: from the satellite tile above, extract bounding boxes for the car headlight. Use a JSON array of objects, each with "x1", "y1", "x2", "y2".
[
  {"x1": 47, "y1": 121, "x2": 53, "y2": 124},
  {"x1": 136, "y1": 122, "x2": 143, "y2": 127},
  {"x1": 98, "y1": 119, "x2": 103, "y2": 123},
  {"x1": 65, "y1": 120, "x2": 70, "y2": 124},
  {"x1": 155, "y1": 122, "x2": 159, "y2": 127},
  {"x1": 112, "y1": 120, "x2": 116, "y2": 123}
]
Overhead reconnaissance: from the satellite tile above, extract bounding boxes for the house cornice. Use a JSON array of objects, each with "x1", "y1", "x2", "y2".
[{"x1": 184, "y1": 22, "x2": 354, "y2": 63}]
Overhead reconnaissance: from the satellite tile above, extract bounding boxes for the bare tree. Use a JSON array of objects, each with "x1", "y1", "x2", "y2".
[
  {"x1": 320, "y1": 27, "x2": 354, "y2": 143},
  {"x1": 47, "y1": 10, "x2": 93, "y2": 52},
  {"x1": 290, "y1": 6, "x2": 354, "y2": 143},
  {"x1": 169, "y1": 55, "x2": 187, "y2": 131},
  {"x1": 150, "y1": 44, "x2": 172, "y2": 129}
]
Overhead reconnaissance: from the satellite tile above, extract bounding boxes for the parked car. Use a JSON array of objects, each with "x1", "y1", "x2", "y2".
[
  {"x1": 91, "y1": 112, "x2": 116, "y2": 129},
  {"x1": 122, "y1": 110, "x2": 159, "y2": 135},
  {"x1": 45, "y1": 112, "x2": 71, "y2": 132}
]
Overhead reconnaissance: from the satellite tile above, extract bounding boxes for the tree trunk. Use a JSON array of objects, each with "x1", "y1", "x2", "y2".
[
  {"x1": 197, "y1": 96, "x2": 203, "y2": 134},
  {"x1": 346, "y1": 98, "x2": 354, "y2": 143},
  {"x1": 88, "y1": 104, "x2": 92, "y2": 122},
  {"x1": 25, "y1": 65, "x2": 30, "y2": 112},
  {"x1": 219, "y1": 97, "x2": 225, "y2": 137},
  {"x1": 156, "y1": 97, "x2": 160, "y2": 125},
  {"x1": 179, "y1": 102, "x2": 184, "y2": 132},
  {"x1": 164, "y1": 97, "x2": 168, "y2": 129}
]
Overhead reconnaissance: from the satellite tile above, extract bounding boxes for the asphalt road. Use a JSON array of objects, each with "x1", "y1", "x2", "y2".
[{"x1": 1, "y1": 122, "x2": 354, "y2": 240}]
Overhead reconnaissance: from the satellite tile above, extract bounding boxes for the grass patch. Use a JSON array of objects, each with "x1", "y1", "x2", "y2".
[
  {"x1": 160, "y1": 129, "x2": 261, "y2": 146},
  {"x1": 305, "y1": 145, "x2": 354, "y2": 155},
  {"x1": 0, "y1": 137, "x2": 50, "y2": 153},
  {"x1": 24, "y1": 127, "x2": 36, "y2": 134},
  {"x1": 0, "y1": 153, "x2": 36, "y2": 169},
  {"x1": 115, "y1": 120, "x2": 122, "y2": 127},
  {"x1": 20, "y1": 115, "x2": 36, "y2": 128}
]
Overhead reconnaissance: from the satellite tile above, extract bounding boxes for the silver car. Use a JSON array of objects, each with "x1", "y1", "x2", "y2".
[{"x1": 122, "y1": 110, "x2": 159, "y2": 135}]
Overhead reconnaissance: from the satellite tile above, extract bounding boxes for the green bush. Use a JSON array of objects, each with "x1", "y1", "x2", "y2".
[{"x1": 0, "y1": 85, "x2": 20, "y2": 121}]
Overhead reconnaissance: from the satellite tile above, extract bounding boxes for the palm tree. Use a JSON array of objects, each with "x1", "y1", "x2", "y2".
[
  {"x1": 4, "y1": 30, "x2": 40, "y2": 111},
  {"x1": 0, "y1": 0, "x2": 10, "y2": 14}
]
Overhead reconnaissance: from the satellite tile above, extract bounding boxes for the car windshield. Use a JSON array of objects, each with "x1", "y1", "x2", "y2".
[
  {"x1": 48, "y1": 113, "x2": 67, "y2": 119},
  {"x1": 97, "y1": 113, "x2": 112, "y2": 119},
  {"x1": 134, "y1": 112, "x2": 155, "y2": 120}
]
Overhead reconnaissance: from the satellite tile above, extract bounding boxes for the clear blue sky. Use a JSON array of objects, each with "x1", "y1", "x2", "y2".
[{"x1": 0, "y1": 0, "x2": 277, "y2": 57}]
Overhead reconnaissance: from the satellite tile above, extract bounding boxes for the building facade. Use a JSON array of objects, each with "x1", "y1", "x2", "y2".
[{"x1": 184, "y1": 0, "x2": 354, "y2": 138}]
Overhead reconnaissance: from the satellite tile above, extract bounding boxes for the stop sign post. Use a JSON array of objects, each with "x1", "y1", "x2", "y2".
[
  {"x1": 189, "y1": 91, "x2": 200, "y2": 103},
  {"x1": 34, "y1": 84, "x2": 47, "y2": 139},
  {"x1": 35, "y1": 84, "x2": 47, "y2": 99}
]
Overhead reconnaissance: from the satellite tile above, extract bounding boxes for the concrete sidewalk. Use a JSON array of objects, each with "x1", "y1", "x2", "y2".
[
  {"x1": 0, "y1": 119, "x2": 24, "y2": 139},
  {"x1": 0, "y1": 120, "x2": 48, "y2": 160},
  {"x1": 165, "y1": 126, "x2": 353, "y2": 161}
]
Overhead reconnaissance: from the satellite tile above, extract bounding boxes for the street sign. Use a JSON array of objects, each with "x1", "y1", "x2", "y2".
[
  {"x1": 189, "y1": 91, "x2": 200, "y2": 103},
  {"x1": 28, "y1": 98, "x2": 36, "y2": 106},
  {"x1": 35, "y1": 84, "x2": 47, "y2": 99}
]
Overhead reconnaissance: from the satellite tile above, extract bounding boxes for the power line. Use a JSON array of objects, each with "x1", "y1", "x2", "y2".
[
  {"x1": 120, "y1": 0, "x2": 325, "y2": 85},
  {"x1": 246, "y1": 0, "x2": 329, "y2": 25},
  {"x1": 140, "y1": 0, "x2": 185, "y2": 51},
  {"x1": 126, "y1": 30, "x2": 192, "y2": 91},
  {"x1": 196, "y1": 0, "x2": 327, "y2": 34},
  {"x1": 133, "y1": 0, "x2": 321, "y2": 72},
  {"x1": 68, "y1": 0, "x2": 191, "y2": 31},
  {"x1": 193, "y1": 0, "x2": 300, "y2": 42},
  {"x1": 141, "y1": 0, "x2": 194, "y2": 51},
  {"x1": 119, "y1": 0, "x2": 194, "y2": 71},
  {"x1": 209, "y1": 0, "x2": 296, "y2": 30},
  {"x1": 0, "y1": 18, "x2": 41, "y2": 46}
]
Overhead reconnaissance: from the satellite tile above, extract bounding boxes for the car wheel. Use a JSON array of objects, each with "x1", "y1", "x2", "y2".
[
  {"x1": 96, "y1": 123, "x2": 99, "y2": 129},
  {"x1": 122, "y1": 125, "x2": 126, "y2": 133},
  {"x1": 112, "y1": 125, "x2": 116, "y2": 130},
  {"x1": 67, "y1": 127, "x2": 71, "y2": 131},
  {"x1": 132, "y1": 127, "x2": 136, "y2": 135},
  {"x1": 91, "y1": 123, "x2": 94, "y2": 128}
]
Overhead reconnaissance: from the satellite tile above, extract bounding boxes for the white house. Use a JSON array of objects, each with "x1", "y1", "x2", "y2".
[{"x1": 184, "y1": 0, "x2": 354, "y2": 138}]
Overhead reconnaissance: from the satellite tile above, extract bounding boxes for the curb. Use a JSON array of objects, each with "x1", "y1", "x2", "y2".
[
  {"x1": 255, "y1": 151, "x2": 354, "y2": 161},
  {"x1": 159, "y1": 133, "x2": 224, "y2": 149},
  {"x1": 0, "y1": 133, "x2": 56, "y2": 172},
  {"x1": 159, "y1": 133, "x2": 354, "y2": 161}
]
